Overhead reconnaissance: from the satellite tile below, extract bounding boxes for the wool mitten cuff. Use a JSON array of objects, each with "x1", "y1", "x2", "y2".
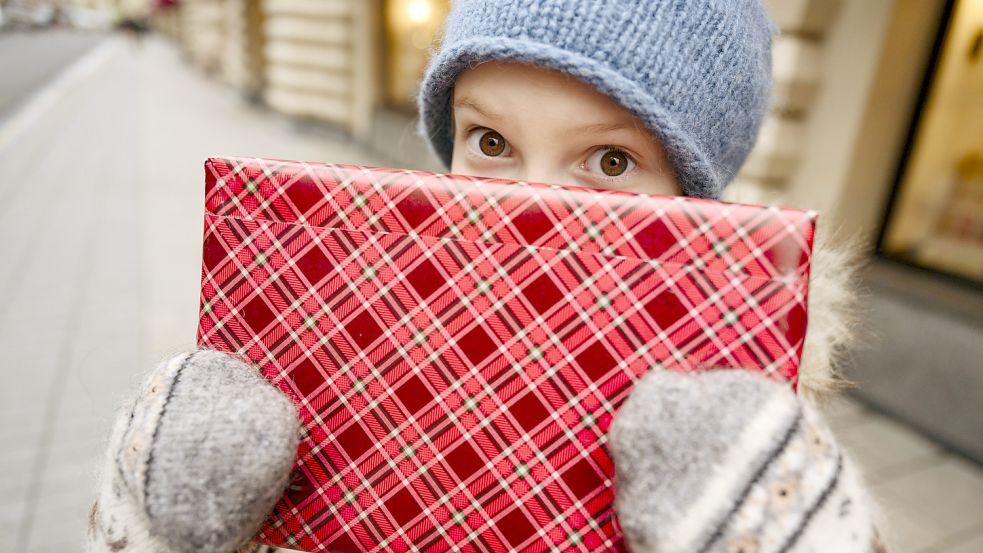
[
  {"x1": 609, "y1": 369, "x2": 880, "y2": 553},
  {"x1": 86, "y1": 349, "x2": 301, "y2": 553}
]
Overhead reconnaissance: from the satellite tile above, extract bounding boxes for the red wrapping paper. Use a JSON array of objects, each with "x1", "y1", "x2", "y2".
[{"x1": 196, "y1": 157, "x2": 817, "y2": 552}]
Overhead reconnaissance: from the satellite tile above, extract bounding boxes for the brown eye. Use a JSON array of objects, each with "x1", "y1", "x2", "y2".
[
  {"x1": 586, "y1": 148, "x2": 636, "y2": 178},
  {"x1": 601, "y1": 150, "x2": 629, "y2": 176},
  {"x1": 479, "y1": 130, "x2": 506, "y2": 156}
]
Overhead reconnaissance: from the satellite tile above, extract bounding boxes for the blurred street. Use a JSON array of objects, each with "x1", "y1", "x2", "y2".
[
  {"x1": 0, "y1": 29, "x2": 981, "y2": 553},
  {"x1": 0, "y1": 30, "x2": 102, "y2": 122}
]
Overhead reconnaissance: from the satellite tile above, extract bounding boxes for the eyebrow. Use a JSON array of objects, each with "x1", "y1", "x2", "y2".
[
  {"x1": 453, "y1": 96, "x2": 641, "y2": 135},
  {"x1": 452, "y1": 97, "x2": 504, "y2": 120},
  {"x1": 574, "y1": 121, "x2": 638, "y2": 134}
]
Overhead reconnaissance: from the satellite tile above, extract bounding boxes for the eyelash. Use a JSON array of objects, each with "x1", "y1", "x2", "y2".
[{"x1": 464, "y1": 127, "x2": 639, "y2": 179}]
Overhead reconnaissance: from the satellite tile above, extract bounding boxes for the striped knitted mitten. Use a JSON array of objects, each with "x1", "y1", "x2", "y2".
[
  {"x1": 86, "y1": 349, "x2": 301, "y2": 553},
  {"x1": 609, "y1": 369, "x2": 882, "y2": 553}
]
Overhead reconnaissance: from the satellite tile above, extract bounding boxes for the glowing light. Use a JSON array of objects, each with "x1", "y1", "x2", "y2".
[{"x1": 406, "y1": 0, "x2": 433, "y2": 25}]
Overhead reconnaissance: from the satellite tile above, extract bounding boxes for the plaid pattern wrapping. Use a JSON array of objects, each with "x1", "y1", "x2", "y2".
[{"x1": 196, "y1": 157, "x2": 817, "y2": 553}]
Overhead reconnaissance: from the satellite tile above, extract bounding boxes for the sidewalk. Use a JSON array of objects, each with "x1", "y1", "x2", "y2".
[
  {"x1": 0, "y1": 35, "x2": 387, "y2": 551},
  {"x1": 0, "y1": 33, "x2": 980, "y2": 552}
]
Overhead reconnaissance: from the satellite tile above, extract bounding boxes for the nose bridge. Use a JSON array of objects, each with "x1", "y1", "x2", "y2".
[{"x1": 521, "y1": 154, "x2": 567, "y2": 187}]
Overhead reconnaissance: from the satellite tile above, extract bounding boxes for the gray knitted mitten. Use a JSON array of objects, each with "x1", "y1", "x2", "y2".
[
  {"x1": 609, "y1": 369, "x2": 881, "y2": 553},
  {"x1": 86, "y1": 349, "x2": 301, "y2": 553}
]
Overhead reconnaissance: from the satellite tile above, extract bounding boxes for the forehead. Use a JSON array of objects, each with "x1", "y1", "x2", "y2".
[{"x1": 452, "y1": 61, "x2": 648, "y2": 134}]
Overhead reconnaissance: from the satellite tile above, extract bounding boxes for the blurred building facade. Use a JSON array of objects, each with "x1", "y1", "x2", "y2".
[{"x1": 58, "y1": 0, "x2": 982, "y2": 458}]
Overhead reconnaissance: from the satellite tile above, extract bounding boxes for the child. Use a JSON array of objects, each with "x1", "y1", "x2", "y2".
[{"x1": 87, "y1": 1, "x2": 886, "y2": 552}]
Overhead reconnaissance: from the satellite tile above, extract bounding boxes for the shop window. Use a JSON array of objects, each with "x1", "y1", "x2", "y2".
[
  {"x1": 383, "y1": 0, "x2": 450, "y2": 111},
  {"x1": 880, "y1": 0, "x2": 983, "y2": 286}
]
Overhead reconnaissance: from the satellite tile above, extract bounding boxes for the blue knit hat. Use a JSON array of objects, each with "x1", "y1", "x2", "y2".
[{"x1": 417, "y1": 0, "x2": 776, "y2": 199}]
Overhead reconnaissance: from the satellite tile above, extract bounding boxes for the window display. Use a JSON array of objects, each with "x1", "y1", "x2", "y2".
[{"x1": 881, "y1": 0, "x2": 983, "y2": 285}]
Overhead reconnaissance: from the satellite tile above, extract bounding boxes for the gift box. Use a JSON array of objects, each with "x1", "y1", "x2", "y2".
[{"x1": 197, "y1": 157, "x2": 817, "y2": 552}]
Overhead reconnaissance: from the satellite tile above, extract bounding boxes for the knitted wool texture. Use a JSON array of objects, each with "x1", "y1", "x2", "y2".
[
  {"x1": 417, "y1": 0, "x2": 776, "y2": 199},
  {"x1": 86, "y1": 350, "x2": 300, "y2": 553},
  {"x1": 610, "y1": 369, "x2": 878, "y2": 553}
]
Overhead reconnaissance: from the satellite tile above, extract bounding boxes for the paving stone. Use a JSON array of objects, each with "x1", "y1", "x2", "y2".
[{"x1": 871, "y1": 456, "x2": 983, "y2": 552}]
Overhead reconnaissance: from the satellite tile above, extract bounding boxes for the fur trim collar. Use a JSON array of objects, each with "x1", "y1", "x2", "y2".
[{"x1": 797, "y1": 223, "x2": 869, "y2": 401}]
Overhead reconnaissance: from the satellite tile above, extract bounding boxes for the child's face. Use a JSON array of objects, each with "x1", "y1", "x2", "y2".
[{"x1": 450, "y1": 61, "x2": 681, "y2": 196}]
